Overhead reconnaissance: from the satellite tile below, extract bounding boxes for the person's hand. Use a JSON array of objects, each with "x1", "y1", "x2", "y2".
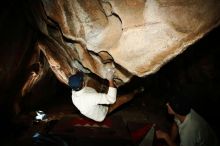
[
  {"x1": 105, "y1": 63, "x2": 115, "y2": 80},
  {"x1": 156, "y1": 130, "x2": 168, "y2": 140},
  {"x1": 106, "y1": 68, "x2": 115, "y2": 80}
]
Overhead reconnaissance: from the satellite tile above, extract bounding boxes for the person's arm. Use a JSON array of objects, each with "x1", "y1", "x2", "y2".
[
  {"x1": 170, "y1": 122, "x2": 178, "y2": 141},
  {"x1": 108, "y1": 79, "x2": 115, "y2": 88},
  {"x1": 95, "y1": 79, "x2": 117, "y2": 104},
  {"x1": 156, "y1": 130, "x2": 177, "y2": 146}
]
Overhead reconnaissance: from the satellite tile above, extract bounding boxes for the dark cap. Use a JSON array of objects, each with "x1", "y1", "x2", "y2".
[{"x1": 68, "y1": 72, "x2": 84, "y2": 91}]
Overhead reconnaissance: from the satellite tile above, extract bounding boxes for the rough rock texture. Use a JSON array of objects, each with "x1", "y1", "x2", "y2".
[{"x1": 27, "y1": 0, "x2": 220, "y2": 87}]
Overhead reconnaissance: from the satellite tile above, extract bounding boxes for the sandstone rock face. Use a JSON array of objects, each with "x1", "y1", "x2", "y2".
[{"x1": 32, "y1": 0, "x2": 220, "y2": 86}]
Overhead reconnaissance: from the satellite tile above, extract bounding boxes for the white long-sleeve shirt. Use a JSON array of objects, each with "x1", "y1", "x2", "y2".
[
  {"x1": 175, "y1": 109, "x2": 219, "y2": 146},
  {"x1": 71, "y1": 86, "x2": 117, "y2": 122}
]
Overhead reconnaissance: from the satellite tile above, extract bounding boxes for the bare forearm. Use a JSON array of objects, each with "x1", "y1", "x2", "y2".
[
  {"x1": 156, "y1": 130, "x2": 177, "y2": 146},
  {"x1": 170, "y1": 122, "x2": 178, "y2": 141},
  {"x1": 164, "y1": 135, "x2": 177, "y2": 146},
  {"x1": 108, "y1": 79, "x2": 115, "y2": 88}
]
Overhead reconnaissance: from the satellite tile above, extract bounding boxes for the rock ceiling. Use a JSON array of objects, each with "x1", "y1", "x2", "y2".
[{"x1": 34, "y1": 0, "x2": 220, "y2": 86}]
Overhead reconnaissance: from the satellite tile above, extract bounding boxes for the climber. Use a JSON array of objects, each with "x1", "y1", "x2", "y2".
[{"x1": 68, "y1": 63, "x2": 117, "y2": 122}]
